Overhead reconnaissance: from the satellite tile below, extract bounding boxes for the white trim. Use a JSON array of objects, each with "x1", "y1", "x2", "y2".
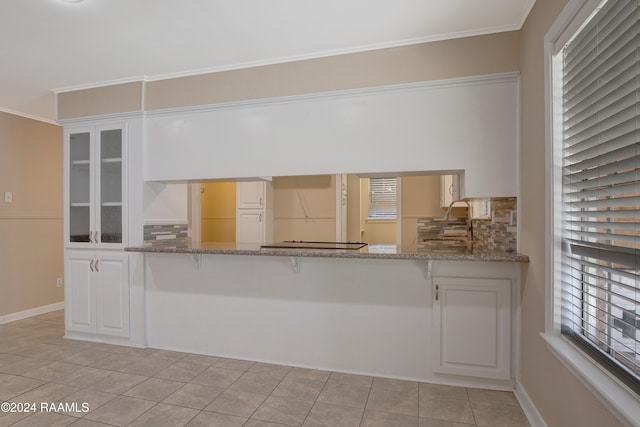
[
  {"x1": 142, "y1": 72, "x2": 521, "y2": 118},
  {"x1": 542, "y1": 334, "x2": 640, "y2": 427},
  {"x1": 0, "y1": 107, "x2": 60, "y2": 126},
  {"x1": 396, "y1": 177, "x2": 403, "y2": 249},
  {"x1": 0, "y1": 301, "x2": 64, "y2": 325},
  {"x1": 143, "y1": 220, "x2": 189, "y2": 226},
  {"x1": 57, "y1": 110, "x2": 144, "y2": 126},
  {"x1": 516, "y1": 0, "x2": 537, "y2": 28},
  {"x1": 515, "y1": 381, "x2": 548, "y2": 427}
]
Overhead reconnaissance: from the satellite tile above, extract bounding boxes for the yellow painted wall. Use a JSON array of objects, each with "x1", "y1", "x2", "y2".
[
  {"x1": 0, "y1": 112, "x2": 63, "y2": 317},
  {"x1": 200, "y1": 182, "x2": 236, "y2": 242}
]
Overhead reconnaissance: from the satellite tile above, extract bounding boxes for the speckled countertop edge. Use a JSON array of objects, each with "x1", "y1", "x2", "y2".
[{"x1": 125, "y1": 243, "x2": 529, "y2": 263}]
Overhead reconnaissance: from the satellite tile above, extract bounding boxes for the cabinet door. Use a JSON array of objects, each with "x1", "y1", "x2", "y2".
[
  {"x1": 432, "y1": 277, "x2": 511, "y2": 380},
  {"x1": 237, "y1": 181, "x2": 264, "y2": 209},
  {"x1": 96, "y1": 125, "x2": 127, "y2": 248},
  {"x1": 65, "y1": 253, "x2": 95, "y2": 333},
  {"x1": 236, "y1": 211, "x2": 265, "y2": 243},
  {"x1": 95, "y1": 253, "x2": 130, "y2": 338},
  {"x1": 66, "y1": 129, "x2": 95, "y2": 248}
]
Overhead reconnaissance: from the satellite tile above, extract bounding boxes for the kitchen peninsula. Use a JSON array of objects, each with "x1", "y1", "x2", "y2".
[{"x1": 126, "y1": 241, "x2": 528, "y2": 388}]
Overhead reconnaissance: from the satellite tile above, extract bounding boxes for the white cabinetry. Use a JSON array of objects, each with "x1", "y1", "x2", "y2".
[
  {"x1": 63, "y1": 120, "x2": 141, "y2": 344},
  {"x1": 65, "y1": 124, "x2": 127, "y2": 249},
  {"x1": 236, "y1": 181, "x2": 273, "y2": 243},
  {"x1": 65, "y1": 250, "x2": 130, "y2": 338},
  {"x1": 432, "y1": 277, "x2": 511, "y2": 380}
]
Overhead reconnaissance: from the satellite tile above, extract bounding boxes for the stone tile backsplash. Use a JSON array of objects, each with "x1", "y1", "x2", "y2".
[
  {"x1": 471, "y1": 198, "x2": 517, "y2": 252},
  {"x1": 144, "y1": 223, "x2": 188, "y2": 247}
]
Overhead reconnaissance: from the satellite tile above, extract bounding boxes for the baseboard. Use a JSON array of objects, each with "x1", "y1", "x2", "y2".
[
  {"x1": 0, "y1": 301, "x2": 64, "y2": 325},
  {"x1": 515, "y1": 381, "x2": 547, "y2": 427}
]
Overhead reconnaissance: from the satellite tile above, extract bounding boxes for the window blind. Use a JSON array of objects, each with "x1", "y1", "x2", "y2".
[
  {"x1": 560, "y1": 0, "x2": 640, "y2": 392},
  {"x1": 368, "y1": 178, "x2": 397, "y2": 219}
]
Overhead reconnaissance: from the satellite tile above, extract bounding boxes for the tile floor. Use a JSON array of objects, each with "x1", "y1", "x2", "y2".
[{"x1": 0, "y1": 310, "x2": 530, "y2": 427}]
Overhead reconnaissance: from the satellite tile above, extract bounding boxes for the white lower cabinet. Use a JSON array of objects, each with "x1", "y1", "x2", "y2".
[
  {"x1": 65, "y1": 250, "x2": 130, "y2": 338},
  {"x1": 432, "y1": 277, "x2": 511, "y2": 380}
]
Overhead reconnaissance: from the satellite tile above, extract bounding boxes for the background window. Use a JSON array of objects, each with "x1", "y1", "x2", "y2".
[{"x1": 368, "y1": 177, "x2": 397, "y2": 219}]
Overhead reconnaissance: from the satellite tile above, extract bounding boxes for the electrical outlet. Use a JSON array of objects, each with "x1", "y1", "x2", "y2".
[
  {"x1": 4, "y1": 192, "x2": 12, "y2": 203},
  {"x1": 56, "y1": 278, "x2": 63, "y2": 287}
]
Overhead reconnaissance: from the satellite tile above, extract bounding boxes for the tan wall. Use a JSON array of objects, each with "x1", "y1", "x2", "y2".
[
  {"x1": 57, "y1": 82, "x2": 143, "y2": 121},
  {"x1": 200, "y1": 182, "x2": 236, "y2": 242},
  {"x1": 0, "y1": 112, "x2": 64, "y2": 317},
  {"x1": 400, "y1": 176, "x2": 446, "y2": 251},
  {"x1": 273, "y1": 175, "x2": 336, "y2": 242},
  {"x1": 519, "y1": 1, "x2": 622, "y2": 426},
  {"x1": 53, "y1": 32, "x2": 518, "y2": 117}
]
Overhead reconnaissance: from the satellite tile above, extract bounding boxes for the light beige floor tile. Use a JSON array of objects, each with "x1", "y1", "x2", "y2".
[
  {"x1": 61, "y1": 349, "x2": 110, "y2": 366},
  {"x1": 8, "y1": 411, "x2": 77, "y2": 426},
  {"x1": 85, "y1": 370, "x2": 147, "y2": 395},
  {"x1": 58, "y1": 388, "x2": 117, "y2": 416},
  {"x1": 87, "y1": 353, "x2": 134, "y2": 371},
  {"x1": 60, "y1": 419, "x2": 114, "y2": 426},
  {"x1": 248, "y1": 362, "x2": 292, "y2": 379},
  {"x1": 361, "y1": 409, "x2": 419, "y2": 427},
  {"x1": 467, "y1": 388, "x2": 519, "y2": 406},
  {"x1": 471, "y1": 400, "x2": 530, "y2": 427},
  {"x1": 271, "y1": 376, "x2": 326, "y2": 402},
  {"x1": 0, "y1": 353, "x2": 24, "y2": 367},
  {"x1": 191, "y1": 366, "x2": 244, "y2": 388},
  {"x1": 327, "y1": 372, "x2": 373, "y2": 387},
  {"x1": 116, "y1": 356, "x2": 174, "y2": 377},
  {"x1": 303, "y1": 402, "x2": 363, "y2": 427},
  {"x1": 372, "y1": 377, "x2": 419, "y2": 393},
  {"x1": 0, "y1": 373, "x2": 44, "y2": 400},
  {"x1": 252, "y1": 395, "x2": 313, "y2": 426},
  {"x1": 123, "y1": 377, "x2": 185, "y2": 402},
  {"x1": 205, "y1": 389, "x2": 268, "y2": 417},
  {"x1": 83, "y1": 395, "x2": 156, "y2": 426},
  {"x1": 154, "y1": 361, "x2": 208, "y2": 382},
  {"x1": 316, "y1": 381, "x2": 370, "y2": 408},
  {"x1": 244, "y1": 420, "x2": 293, "y2": 427},
  {"x1": 10, "y1": 382, "x2": 79, "y2": 404},
  {"x1": 0, "y1": 403, "x2": 32, "y2": 425},
  {"x1": 215, "y1": 358, "x2": 255, "y2": 371},
  {"x1": 419, "y1": 418, "x2": 476, "y2": 427},
  {"x1": 366, "y1": 386, "x2": 419, "y2": 417},
  {"x1": 163, "y1": 383, "x2": 224, "y2": 409},
  {"x1": 143, "y1": 348, "x2": 188, "y2": 362},
  {"x1": 181, "y1": 354, "x2": 222, "y2": 366},
  {"x1": 22, "y1": 362, "x2": 80, "y2": 382},
  {"x1": 127, "y1": 402, "x2": 199, "y2": 427},
  {"x1": 0, "y1": 357, "x2": 54, "y2": 376},
  {"x1": 228, "y1": 371, "x2": 282, "y2": 395},
  {"x1": 56, "y1": 367, "x2": 111, "y2": 389},
  {"x1": 186, "y1": 411, "x2": 247, "y2": 427},
  {"x1": 286, "y1": 367, "x2": 331, "y2": 382},
  {"x1": 419, "y1": 395, "x2": 475, "y2": 424},
  {"x1": 420, "y1": 383, "x2": 469, "y2": 401}
]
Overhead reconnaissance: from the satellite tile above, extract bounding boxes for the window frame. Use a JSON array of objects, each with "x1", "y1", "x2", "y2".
[{"x1": 543, "y1": 0, "x2": 640, "y2": 423}]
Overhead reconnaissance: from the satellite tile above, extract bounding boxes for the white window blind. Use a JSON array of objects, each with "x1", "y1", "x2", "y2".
[
  {"x1": 560, "y1": 0, "x2": 640, "y2": 392},
  {"x1": 368, "y1": 178, "x2": 397, "y2": 219}
]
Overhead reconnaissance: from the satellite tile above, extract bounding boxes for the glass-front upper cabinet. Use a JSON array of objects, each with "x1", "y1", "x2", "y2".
[{"x1": 65, "y1": 124, "x2": 127, "y2": 249}]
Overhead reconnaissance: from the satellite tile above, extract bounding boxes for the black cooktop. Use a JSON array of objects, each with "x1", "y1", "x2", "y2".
[{"x1": 261, "y1": 241, "x2": 368, "y2": 250}]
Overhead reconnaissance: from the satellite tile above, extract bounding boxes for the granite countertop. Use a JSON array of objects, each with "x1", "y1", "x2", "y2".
[{"x1": 125, "y1": 241, "x2": 529, "y2": 263}]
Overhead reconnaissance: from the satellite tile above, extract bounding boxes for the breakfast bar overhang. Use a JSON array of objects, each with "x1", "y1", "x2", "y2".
[{"x1": 126, "y1": 243, "x2": 528, "y2": 389}]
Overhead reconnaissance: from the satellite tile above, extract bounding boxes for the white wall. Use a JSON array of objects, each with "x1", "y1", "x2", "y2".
[{"x1": 145, "y1": 74, "x2": 519, "y2": 199}]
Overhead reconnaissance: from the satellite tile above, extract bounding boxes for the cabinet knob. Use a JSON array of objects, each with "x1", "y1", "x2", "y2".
[
  {"x1": 259, "y1": 213, "x2": 263, "y2": 222},
  {"x1": 90, "y1": 260, "x2": 94, "y2": 272},
  {"x1": 95, "y1": 260, "x2": 99, "y2": 272},
  {"x1": 259, "y1": 197, "x2": 263, "y2": 207},
  {"x1": 89, "y1": 231, "x2": 94, "y2": 244}
]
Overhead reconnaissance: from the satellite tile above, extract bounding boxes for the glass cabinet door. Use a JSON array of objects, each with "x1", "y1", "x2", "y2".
[
  {"x1": 69, "y1": 132, "x2": 92, "y2": 243},
  {"x1": 98, "y1": 129, "x2": 123, "y2": 244}
]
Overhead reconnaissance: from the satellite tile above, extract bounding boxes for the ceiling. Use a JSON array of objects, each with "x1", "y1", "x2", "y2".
[{"x1": 1, "y1": 0, "x2": 535, "y2": 124}]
